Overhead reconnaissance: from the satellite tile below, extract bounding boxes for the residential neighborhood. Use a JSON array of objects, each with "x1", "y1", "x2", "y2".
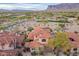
[{"x1": 0, "y1": 3, "x2": 79, "y2": 56}]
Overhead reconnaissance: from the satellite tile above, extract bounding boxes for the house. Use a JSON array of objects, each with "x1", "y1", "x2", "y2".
[
  {"x1": 28, "y1": 41, "x2": 43, "y2": 52},
  {"x1": 26, "y1": 26, "x2": 52, "y2": 55},
  {"x1": 24, "y1": 41, "x2": 44, "y2": 55},
  {"x1": 0, "y1": 50, "x2": 17, "y2": 56},
  {"x1": 0, "y1": 31, "x2": 24, "y2": 50},
  {"x1": 15, "y1": 33, "x2": 25, "y2": 47},
  {"x1": 0, "y1": 31, "x2": 16, "y2": 50},
  {"x1": 66, "y1": 32, "x2": 79, "y2": 48},
  {"x1": 28, "y1": 26, "x2": 52, "y2": 45}
]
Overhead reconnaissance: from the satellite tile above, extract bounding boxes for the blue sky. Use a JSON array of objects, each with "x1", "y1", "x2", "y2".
[{"x1": 0, "y1": 3, "x2": 59, "y2": 10}]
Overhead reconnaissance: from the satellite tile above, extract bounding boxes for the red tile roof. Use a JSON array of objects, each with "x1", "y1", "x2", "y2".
[
  {"x1": 28, "y1": 41, "x2": 42, "y2": 48},
  {"x1": 66, "y1": 32, "x2": 79, "y2": 48},
  {"x1": 0, "y1": 32, "x2": 16, "y2": 44},
  {"x1": 28, "y1": 26, "x2": 52, "y2": 40},
  {"x1": 0, "y1": 50, "x2": 17, "y2": 56},
  {"x1": 0, "y1": 31, "x2": 24, "y2": 45}
]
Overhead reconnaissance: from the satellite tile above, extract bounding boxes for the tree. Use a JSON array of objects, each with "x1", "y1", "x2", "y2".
[
  {"x1": 47, "y1": 38, "x2": 54, "y2": 48},
  {"x1": 23, "y1": 38, "x2": 30, "y2": 42},
  {"x1": 27, "y1": 27, "x2": 33, "y2": 32},
  {"x1": 58, "y1": 23, "x2": 65, "y2": 28},
  {"x1": 0, "y1": 25, "x2": 5, "y2": 30},
  {"x1": 53, "y1": 32, "x2": 71, "y2": 52}
]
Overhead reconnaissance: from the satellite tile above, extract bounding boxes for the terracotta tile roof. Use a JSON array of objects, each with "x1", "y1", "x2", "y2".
[
  {"x1": 66, "y1": 32, "x2": 79, "y2": 48},
  {"x1": 28, "y1": 41, "x2": 41, "y2": 48},
  {"x1": 0, "y1": 32, "x2": 16, "y2": 44},
  {"x1": 28, "y1": 26, "x2": 52, "y2": 40},
  {"x1": 0, "y1": 31, "x2": 24, "y2": 44},
  {"x1": 0, "y1": 50, "x2": 17, "y2": 56}
]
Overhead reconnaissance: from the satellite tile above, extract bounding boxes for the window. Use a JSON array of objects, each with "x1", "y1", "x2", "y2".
[
  {"x1": 32, "y1": 48, "x2": 35, "y2": 50},
  {"x1": 74, "y1": 31, "x2": 78, "y2": 34},
  {"x1": 42, "y1": 39, "x2": 46, "y2": 42},
  {"x1": 26, "y1": 47, "x2": 30, "y2": 52},
  {"x1": 29, "y1": 40, "x2": 33, "y2": 42},
  {"x1": 69, "y1": 38, "x2": 75, "y2": 41},
  {"x1": 73, "y1": 48, "x2": 77, "y2": 51},
  {"x1": 21, "y1": 42, "x2": 25, "y2": 46}
]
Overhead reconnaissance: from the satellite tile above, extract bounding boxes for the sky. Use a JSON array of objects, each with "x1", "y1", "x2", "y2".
[
  {"x1": 0, "y1": 0, "x2": 78, "y2": 3},
  {"x1": 0, "y1": 3, "x2": 59, "y2": 10}
]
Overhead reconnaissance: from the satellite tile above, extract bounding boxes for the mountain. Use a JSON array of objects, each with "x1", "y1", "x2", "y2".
[
  {"x1": 0, "y1": 9, "x2": 9, "y2": 12},
  {"x1": 47, "y1": 3, "x2": 79, "y2": 12},
  {"x1": 0, "y1": 9, "x2": 43, "y2": 12},
  {"x1": 0, "y1": 9, "x2": 35, "y2": 12}
]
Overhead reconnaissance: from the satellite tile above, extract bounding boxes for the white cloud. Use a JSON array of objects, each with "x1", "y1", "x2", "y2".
[
  {"x1": 0, "y1": 4, "x2": 16, "y2": 10},
  {"x1": 0, "y1": 4, "x2": 48, "y2": 10},
  {"x1": 0, "y1": 0, "x2": 79, "y2": 3}
]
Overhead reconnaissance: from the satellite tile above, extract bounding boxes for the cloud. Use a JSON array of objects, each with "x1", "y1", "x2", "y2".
[
  {"x1": 0, "y1": 3, "x2": 58, "y2": 10},
  {"x1": 0, "y1": 4, "x2": 18, "y2": 10}
]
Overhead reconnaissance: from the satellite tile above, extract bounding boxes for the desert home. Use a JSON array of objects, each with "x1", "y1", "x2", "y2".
[
  {"x1": 0, "y1": 31, "x2": 25, "y2": 56},
  {"x1": 28, "y1": 26, "x2": 52, "y2": 45}
]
